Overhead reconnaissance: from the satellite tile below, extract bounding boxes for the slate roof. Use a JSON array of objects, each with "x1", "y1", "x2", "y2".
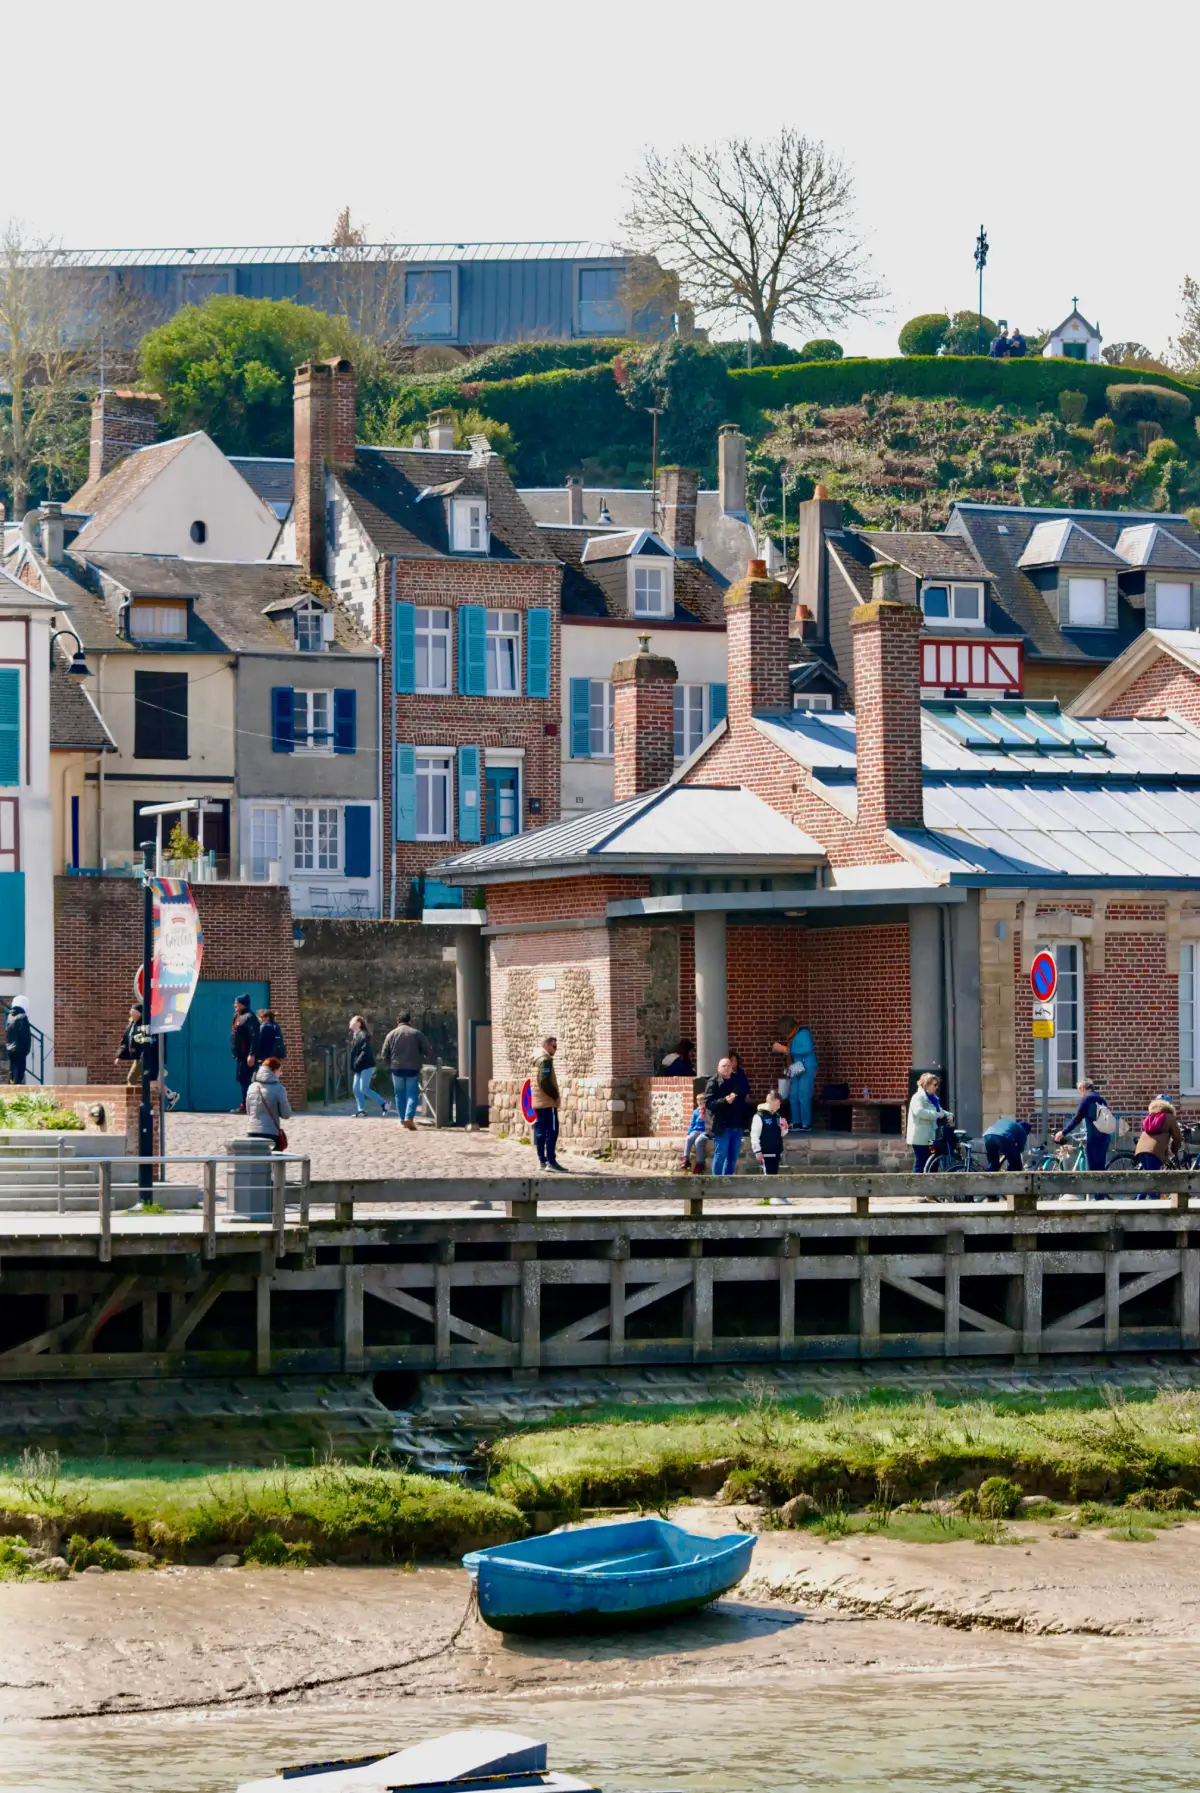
[
  {"x1": 1114, "y1": 524, "x2": 1200, "y2": 572},
  {"x1": 543, "y1": 526, "x2": 726, "y2": 625},
  {"x1": 67, "y1": 434, "x2": 196, "y2": 529},
  {"x1": 519, "y1": 486, "x2": 763, "y2": 585},
  {"x1": 337, "y1": 447, "x2": 551, "y2": 562},
  {"x1": 49, "y1": 669, "x2": 115, "y2": 751},
  {"x1": 860, "y1": 529, "x2": 991, "y2": 581},
  {"x1": 229, "y1": 457, "x2": 294, "y2": 520},
  {"x1": 1017, "y1": 518, "x2": 1125, "y2": 570}
]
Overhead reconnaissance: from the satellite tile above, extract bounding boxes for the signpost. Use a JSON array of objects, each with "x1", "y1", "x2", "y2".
[
  {"x1": 134, "y1": 860, "x2": 204, "y2": 1196},
  {"x1": 1030, "y1": 952, "x2": 1058, "y2": 1150}
]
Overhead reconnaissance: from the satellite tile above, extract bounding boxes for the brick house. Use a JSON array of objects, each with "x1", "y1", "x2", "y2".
[
  {"x1": 290, "y1": 360, "x2": 560, "y2": 916},
  {"x1": 1068, "y1": 626, "x2": 1200, "y2": 724},
  {"x1": 432, "y1": 558, "x2": 1200, "y2": 1151}
]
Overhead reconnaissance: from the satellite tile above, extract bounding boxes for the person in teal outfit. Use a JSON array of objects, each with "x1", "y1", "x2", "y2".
[{"x1": 773, "y1": 1020, "x2": 817, "y2": 1132}]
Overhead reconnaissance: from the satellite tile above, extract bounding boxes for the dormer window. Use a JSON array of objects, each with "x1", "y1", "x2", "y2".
[
  {"x1": 295, "y1": 603, "x2": 331, "y2": 652},
  {"x1": 632, "y1": 562, "x2": 671, "y2": 617},
  {"x1": 921, "y1": 581, "x2": 983, "y2": 627},
  {"x1": 452, "y1": 499, "x2": 489, "y2": 554},
  {"x1": 131, "y1": 600, "x2": 188, "y2": 640}
]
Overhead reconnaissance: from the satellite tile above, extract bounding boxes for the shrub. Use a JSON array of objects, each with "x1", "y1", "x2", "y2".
[
  {"x1": 243, "y1": 1530, "x2": 312, "y2": 1567},
  {"x1": 898, "y1": 313, "x2": 950, "y2": 357},
  {"x1": 1138, "y1": 420, "x2": 1164, "y2": 451},
  {"x1": 977, "y1": 1476, "x2": 1022, "y2": 1518},
  {"x1": 1125, "y1": 1486, "x2": 1193, "y2": 1511},
  {"x1": 65, "y1": 1534, "x2": 129, "y2": 1571},
  {"x1": 453, "y1": 339, "x2": 631, "y2": 383},
  {"x1": 1107, "y1": 383, "x2": 1194, "y2": 428},
  {"x1": 1093, "y1": 416, "x2": 1117, "y2": 449},
  {"x1": 942, "y1": 311, "x2": 998, "y2": 356},
  {"x1": 799, "y1": 338, "x2": 843, "y2": 362},
  {"x1": 1145, "y1": 436, "x2": 1179, "y2": 464},
  {"x1": 1187, "y1": 507, "x2": 1200, "y2": 532},
  {"x1": 617, "y1": 339, "x2": 731, "y2": 467},
  {"x1": 1058, "y1": 390, "x2": 1087, "y2": 425}
]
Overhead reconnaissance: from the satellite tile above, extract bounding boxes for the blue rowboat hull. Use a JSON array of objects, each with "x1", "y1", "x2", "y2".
[{"x1": 463, "y1": 1518, "x2": 756, "y2": 1635}]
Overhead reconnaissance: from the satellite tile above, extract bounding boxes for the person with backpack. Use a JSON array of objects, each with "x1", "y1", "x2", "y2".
[
  {"x1": 257, "y1": 1008, "x2": 286, "y2": 1062},
  {"x1": 1055, "y1": 1078, "x2": 1117, "y2": 1172},
  {"x1": 528, "y1": 1035, "x2": 562, "y2": 1171},
  {"x1": 751, "y1": 1089, "x2": 790, "y2": 1181},
  {"x1": 1134, "y1": 1097, "x2": 1182, "y2": 1185}
]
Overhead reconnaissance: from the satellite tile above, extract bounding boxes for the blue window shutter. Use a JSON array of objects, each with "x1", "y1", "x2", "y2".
[
  {"x1": 459, "y1": 605, "x2": 486, "y2": 696},
  {"x1": 333, "y1": 688, "x2": 356, "y2": 754},
  {"x1": 708, "y1": 682, "x2": 728, "y2": 730},
  {"x1": 0, "y1": 872, "x2": 25, "y2": 969},
  {"x1": 271, "y1": 686, "x2": 294, "y2": 754},
  {"x1": 394, "y1": 601, "x2": 416, "y2": 694},
  {"x1": 458, "y1": 745, "x2": 481, "y2": 843},
  {"x1": 395, "y1": 745, "x2": 417, "y2": 842},
  {"x1": 526, "y1": 607, "x2": 551, "y2": 698},
  {"x1": 343, "y1": 805, "x2": 371, "y2": 877},
  {"x1": 570, "y1": 679, "x2": 591, "y2": 758},
  {"x1": 0, "y1": 669, "x2": 20, "y2": 785}
]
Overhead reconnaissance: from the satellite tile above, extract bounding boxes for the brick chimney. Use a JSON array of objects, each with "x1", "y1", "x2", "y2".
[
  {"x1": 657, "y1": 466, "x2": 698, "y2": 552},
  {"x1": 87, "y1": 390, "x2": 160, "y2": 486},
  {"x1": 427, "y1": 410, "x2": 455, "y2": 451},
  {"x1": 849, "y1": 566, "x2": 925, "y2": 840},
  {"x1": 718, "y1": 424, "x2": 746, "y2": 516},
  {"x1": 294, "y1": 361, "x2": 332, "y2": 578},
  {"x1": 792, "y1": 482, "x2": 842, "y2": 637},
  {"x1": 612, "y1": 635, "x2": 678, "y2": 798},
  {"x1": 328, "y1": 357, "x2": 357, "y2": 469},
  {"x1": 566, "y1": 473, "x2": 584, "y2": 526},
  {"x1": 724, "y1": 558, "x2": 791, "y2": 728}
]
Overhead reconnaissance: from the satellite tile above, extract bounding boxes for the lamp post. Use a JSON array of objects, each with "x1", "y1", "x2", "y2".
[
  {"x1": 48, "y1": 628, "x2": 91, "y2": 678},
  {"x1": 974, "y1": 225, "x2": 989, "y2": 355},
  {"x1": 138, "y1": 841, "x2": 155, "y2": 1198}
]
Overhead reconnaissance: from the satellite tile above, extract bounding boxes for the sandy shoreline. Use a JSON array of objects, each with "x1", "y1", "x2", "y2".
[{"x1": 6, "y1": 1507, "x2": 1200, "y2": 1726}]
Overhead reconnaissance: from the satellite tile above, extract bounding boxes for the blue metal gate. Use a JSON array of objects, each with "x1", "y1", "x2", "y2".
[{"x1": 168, "y1": 980, "x2": 270, "y2": 1112}]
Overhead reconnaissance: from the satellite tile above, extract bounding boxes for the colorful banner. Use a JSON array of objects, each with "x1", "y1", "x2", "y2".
[{"x1": 149, "y1": 878, "x2": 203, "y2": 1033}]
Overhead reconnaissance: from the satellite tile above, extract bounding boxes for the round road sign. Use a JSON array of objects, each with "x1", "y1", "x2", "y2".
[
  {"x1": 134, "y1": 963, "x2": 145, "y2": 1002},
  {"x1": 1030, "y1": 950, "x2": 1057, "y2": 1003}
]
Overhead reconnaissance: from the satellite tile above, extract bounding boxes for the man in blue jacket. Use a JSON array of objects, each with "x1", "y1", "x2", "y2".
[
  {"x1": 1054, "y1": 1079, "x2": 1112, "y2": 1171},
  {"x1": 983, "y1": 1116, "x2": 1030, "y2": 1170}
]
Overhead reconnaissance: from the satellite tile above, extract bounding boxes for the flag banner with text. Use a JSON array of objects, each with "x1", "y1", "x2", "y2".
[{"x1": 149, "y1": 878, "x2": 203, "y2": 1033}]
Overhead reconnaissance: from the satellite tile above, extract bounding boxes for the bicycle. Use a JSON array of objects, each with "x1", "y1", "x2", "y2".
[{"x1": 922, "y1": 1119, "x2": 983, "y2": 1177}]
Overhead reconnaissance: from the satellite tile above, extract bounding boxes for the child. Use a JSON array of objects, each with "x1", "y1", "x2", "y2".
[
  {"x1": 682, "y1": 1095, "x2": 708, "y2": 1174},
  {"x1": 751, "y1": 1089, "x2": 789, "y2": 1176}
]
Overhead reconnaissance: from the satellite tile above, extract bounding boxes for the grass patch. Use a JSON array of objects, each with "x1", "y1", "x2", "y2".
[{"x1": 65, "y1": 1534, "x2": 128, "y2": 1571}]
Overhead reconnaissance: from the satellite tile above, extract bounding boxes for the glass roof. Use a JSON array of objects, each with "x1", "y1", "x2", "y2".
[{"x1": 924, "y1": 700, "x2": 1110, "y2": 757}]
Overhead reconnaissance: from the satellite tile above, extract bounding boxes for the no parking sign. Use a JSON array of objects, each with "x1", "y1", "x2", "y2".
[{"x1": 1031, "y1": 951, "x2": 1057, "y2": 1038}]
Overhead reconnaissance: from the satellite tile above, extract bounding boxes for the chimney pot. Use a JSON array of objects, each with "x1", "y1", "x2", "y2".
[
  {"x1": 326, "y1": 357, "x2": 357, "y2": 469},
  {"x1": 657, "y1": 465, "x2": 698, "y2": 552},
  {"x1": 40, "y1": 501, "x2": 65, "y2": 563},
  {"x1": 427, "y1": 410, "x2": 456, "y2": 452},
  {"x1": 566, "y1": 473, "x2": 584, "y2": 527},
  {"x1": 718, "y1": 423, "x2": 747, "y2": 516},
  {"x1": 611, "y1": 639, "x2": 678, "y2": 798},
  {"x1": 814, "y1": 482, "x2": 830, "y2": 500}
]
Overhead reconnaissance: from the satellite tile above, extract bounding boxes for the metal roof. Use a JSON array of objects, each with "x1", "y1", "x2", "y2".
[{"x1": 52, "y1": 241, "x2": 621, "y2": 270}]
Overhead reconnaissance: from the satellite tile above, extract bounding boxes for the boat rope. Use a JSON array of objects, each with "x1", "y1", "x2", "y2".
[{"x1": 38, "y1": 1579, "x2": 481, "y2": 1724}]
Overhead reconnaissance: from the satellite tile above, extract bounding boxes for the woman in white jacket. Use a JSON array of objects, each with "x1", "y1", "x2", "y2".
[{"x1": 906, "y1": 1071, "x2": 948, "y2": 1172}]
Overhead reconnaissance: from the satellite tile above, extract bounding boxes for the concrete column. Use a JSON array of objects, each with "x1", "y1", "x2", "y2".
[
  {"x1": 948, "y1": 892, "x2": 982, "y2": 1135},
  {"x1": 454, "y1": 926, "x2": 487, "y2": 1082},
  {"x1": 694, "y1": 908, "x2": 728, "y2": 1077},
  {"x1": 908, "y1": 904, "x2": 945, "y2": 1079}
]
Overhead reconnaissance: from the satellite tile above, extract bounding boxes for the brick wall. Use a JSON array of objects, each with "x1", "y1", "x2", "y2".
[
  {"x1": 1095, "y1": 654, "x2": 1200, "y2": 722},
  {"x1": 294, "y1": 363, "x2": 330, "y2": 577},
  {"x1": 54, "y1": 879, "x2": 305, "y2": 1108},
  {"x1": 612, "y1": 648, "x2": 676, "y2": 799},
  {"x1": 486, "y1": 876, "x2": 649, "y2": 926},
  {"x1": 848, "y1": 599, "x2": 924, "y2": 840}
]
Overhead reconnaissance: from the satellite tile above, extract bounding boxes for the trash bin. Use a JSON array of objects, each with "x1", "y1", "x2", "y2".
[
  {"x1": 228, "y1": 1135, "x2": 274, "y2": 1221},
  {"x1": 422, "y1": 1062, "x2": 456, "y2": 1128}
]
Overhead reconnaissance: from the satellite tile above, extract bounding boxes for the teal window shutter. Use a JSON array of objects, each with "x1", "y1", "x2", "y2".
[
  {"x1": 394, "y1": 601, "x2": 416, "y2": 694},
  {"x1": 395, "y1": 745, "x2": 417, "y2": 841},
  {"x1": 526, "y1": 607, "x2": 551, "y2": 698},
  {"x1": 0, "y1": 872, "x2": 24, "y2": 969},
  {"x1": 459, "y1": 606, "x2": 487, "y2": 695},
  {"x1": 458, "y1": 745, "x2": 482, "y2": 842},
  {"x1": 343, "y1": 805, "x2": 371, "y2": 877},
  {"x1": 570, "y1": 679, "x2": 591, "y2": 758},
  {"x1": 271, "y1": 687, "x2": 294, "y2": 754},
  {"x1": 0, "y1": 669, "x2": 20, "y2": 785},
  {"x1": 709, "y1": 682, "x2": 728, "y2": 730}
]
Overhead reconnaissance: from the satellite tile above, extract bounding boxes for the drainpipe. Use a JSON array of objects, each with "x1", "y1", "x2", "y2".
[
  {"x1": 388, "y1": 556, "x2": 397, "y2": 921},
  {"x1": 96, "y1": 656, "x2": 107, "y2": 866}
]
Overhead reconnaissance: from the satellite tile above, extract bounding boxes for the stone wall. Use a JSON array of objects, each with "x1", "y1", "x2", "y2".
[{"x1": 295, "y1": 918, "x2": 457, "y2": 1092}]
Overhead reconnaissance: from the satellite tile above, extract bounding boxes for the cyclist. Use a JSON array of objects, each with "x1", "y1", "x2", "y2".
[
  {"x1": 983, "y1": 1116, "x2": 1030, "y2": 1171},
  {"x1": 1054, "y1": 1078, "x2": 1114, "y2": 1173}
]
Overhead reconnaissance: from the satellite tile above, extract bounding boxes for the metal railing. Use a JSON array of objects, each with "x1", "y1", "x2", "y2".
[{"x1": 323, "y1": 1044, "x2": 351, "y2": 1106}]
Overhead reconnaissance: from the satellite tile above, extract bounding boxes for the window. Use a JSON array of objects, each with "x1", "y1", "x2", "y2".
[
  {"x1": 130, "y1": 602, "x2": 187, "y2": 640},
  {"x1": 133, "y1": 669, "x2": 187, "y2": 759},
  {"x1": 294, "y1": 806, "x2": 339, "y2": 872},
  {"x1": 484, "y1": 765, "x2": 520, "y2": 843},
  {"x1": 590, "y1": 680, "x2": 614, "y2": 757},
  {"x1": 250, "y1": 806, "x2": 281, "y2": 880},
  {"x1": 1182, "y1": 944, "x2": 1199, "y2": 1094},
  {"x1": 405, "y1": 268, "x2": 453, "y2": 337},
  {"x1": 415, "y1": 608, "x2": 451, "y2": 692},
  {"x1": 674, "y1": 684, "x2": 708, "y2": 759},
  {"x1": 793, "y1": 693, "x2": 834, "y2": 712},
  {"x1": 485, "y1": 611, "x2": 520, "y2": 694},
  {"x1": 452, "y1": 500, "x2": 488, "y2": 554},
  {"x1": 416, "y1": 753, "x2": 453, "y2": 840},
  {"x1": 921, "y1": 582, "x2": 984, "y2": 625},
  {"x1": 578, "y1": 266, "x2": 625, "y2": 335},
  {"x1": 633, "y1": 564, "x2": 669, "y2": 617},
  {"x1": 293, "y1": 689, "x2": 332, "y2": 752},
  {"x1": 295, "y1": 605, "x2": 329, "y2": 652},
  {"x1": 189, "y1": 520, "x2": 207, "y2": 544},
  {"x1": 1156, "y1": 582, "x2": 1192, "y2": 630},
  {"x1": 1066, "y1": 577, "x2": 1107, "y2": 627}
]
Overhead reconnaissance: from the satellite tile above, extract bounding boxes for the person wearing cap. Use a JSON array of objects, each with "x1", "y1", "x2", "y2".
[
  {"x1": 5, "y1": 998, "x2": 30, "y2": 1085},
  {"x1": 231, "y1": 994, "x2": 260, "y2": 1114}
]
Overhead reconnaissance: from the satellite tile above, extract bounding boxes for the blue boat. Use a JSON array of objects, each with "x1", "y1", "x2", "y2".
[{"x1": 463, "y1": 1518, "x2": 756, "y2": 1635}]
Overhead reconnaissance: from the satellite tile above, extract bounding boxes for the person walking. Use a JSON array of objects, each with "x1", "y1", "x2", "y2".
[
  {"x1": 751, "y1": 1089, "x2": 789, "y2": 1177},
  {"x1": 705, "y1": 1057, "x2": 746, "y2": 1176},
  {"x1": 1134, "y1": 1097, "x2": 1182, "y2": 1194},
  {"x1": 349, "y1": 1015, "x2": 389, "y2": 1117},
  {"x1": 772, "y1": 1020, "x2": 818, "y2": 1132},
  {"x1": 245, "y1": 1056, "x2": 292, "y2": 1150},
  {"x1": 115, "y1": 1002, "x2": 149, "y2": 1088},
  {"x1": 257, "y1": 1008, "x2": 286, "y2": 1062},
  {"x1": 681, "y1": 1092, "x2": 709, "y2": 1174},
  {"x1": 1055, "y1": 1079, "x2": 1115, "y2": 1174},
  {"x1": 5, "y1": 998, "x2": 31, "y2": 1085},
  {"x1": 529, "y1": 1035, "x2": 562, "y2": 1171},
  {"x1": 906, "y1": 1071, "x2": 947, "y2": 1172},
  {"x1": 231, "y1": 995, "x2": 260, "y2": 1114},
  {"x1": 380, "y1": 1013, "x2": 433, "y2": 1130},
  {"x1": 983, "y1": 1116, "x2": 1030, "y2": 1170}
]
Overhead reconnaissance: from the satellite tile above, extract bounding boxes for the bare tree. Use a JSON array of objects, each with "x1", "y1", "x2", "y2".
[
  {"x1": 1165, "y1": 276, "x2": 1200, "y2": 377},
  {"x1": 308, "y1": 206, "x2": 424, "y2": 377},
  {"x1": 623, "y1": 130, "x2": 883, "y2": 350}
]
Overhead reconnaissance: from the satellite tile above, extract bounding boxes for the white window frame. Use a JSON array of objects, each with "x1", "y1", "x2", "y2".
[
  {"x1": 292, "y1": 689, "x2": 333, "y2": 754},
  {"x1": 485, "y1": 610, "x2": 520, "y2": 695},
  {"x1": 131, "y1": 601, "x2": 188, "y2": 640},
  {"x1": 483, "y1": 757, "x2": 522, "y2": 843},
  {"x1": 249, "y1": 805, "x2": 281, "y2": 881},
  {"x1": 1033, "y1": 941, "x2": 1083, "y2": 1099},
  {"x1": 293, "y1": 805, "x2": 340, "y2": 874},
  {"x1": 674, "y1": 683, "x2": 708, "y2": 760},
  {"x1": 415, "y1": 607, "x2": 452, "y2": 693},
  {"x1": 1065, "y1": 577, "x2": 1107, "y2": 628},
  {"x1": 589, "y1": 679, "x2": 614, "y2": 757},
  {"x1": 451, "y1": 499, "x2": 489, "y2": 554},
  {"x1": 631, "y1": 559, "x2": 671, "y2": 618},
  {"x1": 416, "y1": 751, "x2": 454, "y2": 842},
  {"x1": 1155, "y1": 581, "x2": 1192, "y2": 631},
  {"x1": 1182, "y1": 943, "x2": 1199, "y2": 1096},
  {"x1": 793, "y1": 693, "x2": 834, "y2": 712},
  {"x1": 294, "y1": 603, "x2": 331, "y2": 653},
  {"x1": 920, "y1": 582, "x2": 985, "y2": 627}
]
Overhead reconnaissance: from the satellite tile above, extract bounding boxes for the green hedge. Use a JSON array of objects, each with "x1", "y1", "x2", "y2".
[{"x1": 731, "y1": 356, "x2": 1200, "y2": 419}]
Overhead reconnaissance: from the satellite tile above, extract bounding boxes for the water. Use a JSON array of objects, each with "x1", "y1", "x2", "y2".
[{"x1": 7, "y1": 1662, "x2": 1199, "y2": 1793}]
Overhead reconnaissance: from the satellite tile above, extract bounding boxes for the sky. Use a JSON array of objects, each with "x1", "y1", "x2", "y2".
[{"x1": 18, "y1": 0, "x2": 1200, "y2": 360}]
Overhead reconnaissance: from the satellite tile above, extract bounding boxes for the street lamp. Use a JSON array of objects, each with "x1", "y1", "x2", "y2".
[
  {"x1": 49, "y1": 627, "x2": 91, "y2": 678},
  {"x1": 974, "y1": 225, "x2": 989, "y2": 355}
]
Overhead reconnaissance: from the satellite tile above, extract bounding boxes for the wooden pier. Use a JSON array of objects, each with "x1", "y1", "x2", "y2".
[{"x1": 1, "y1": 1171, "x2": 1199, "y2": 1379}]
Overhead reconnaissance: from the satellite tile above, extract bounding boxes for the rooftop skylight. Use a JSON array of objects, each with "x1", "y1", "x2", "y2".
[{"x1": 925, "y1": 699, "x2": 1110, "y2": 756}]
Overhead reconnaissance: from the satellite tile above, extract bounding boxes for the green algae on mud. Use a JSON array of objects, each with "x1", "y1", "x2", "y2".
[{"x1": 485, "y1": 1387, "x2": 1200, "y2": 1513}]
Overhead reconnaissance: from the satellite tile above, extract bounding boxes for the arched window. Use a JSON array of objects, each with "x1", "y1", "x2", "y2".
[{"x1": 190, "y1": 520, "x2": 207, "y2": 544}]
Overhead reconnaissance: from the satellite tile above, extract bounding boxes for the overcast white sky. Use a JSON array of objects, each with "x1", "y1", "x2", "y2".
[{"x1": 18, "y1": 0, "x2": 1199, "y2": 359}]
